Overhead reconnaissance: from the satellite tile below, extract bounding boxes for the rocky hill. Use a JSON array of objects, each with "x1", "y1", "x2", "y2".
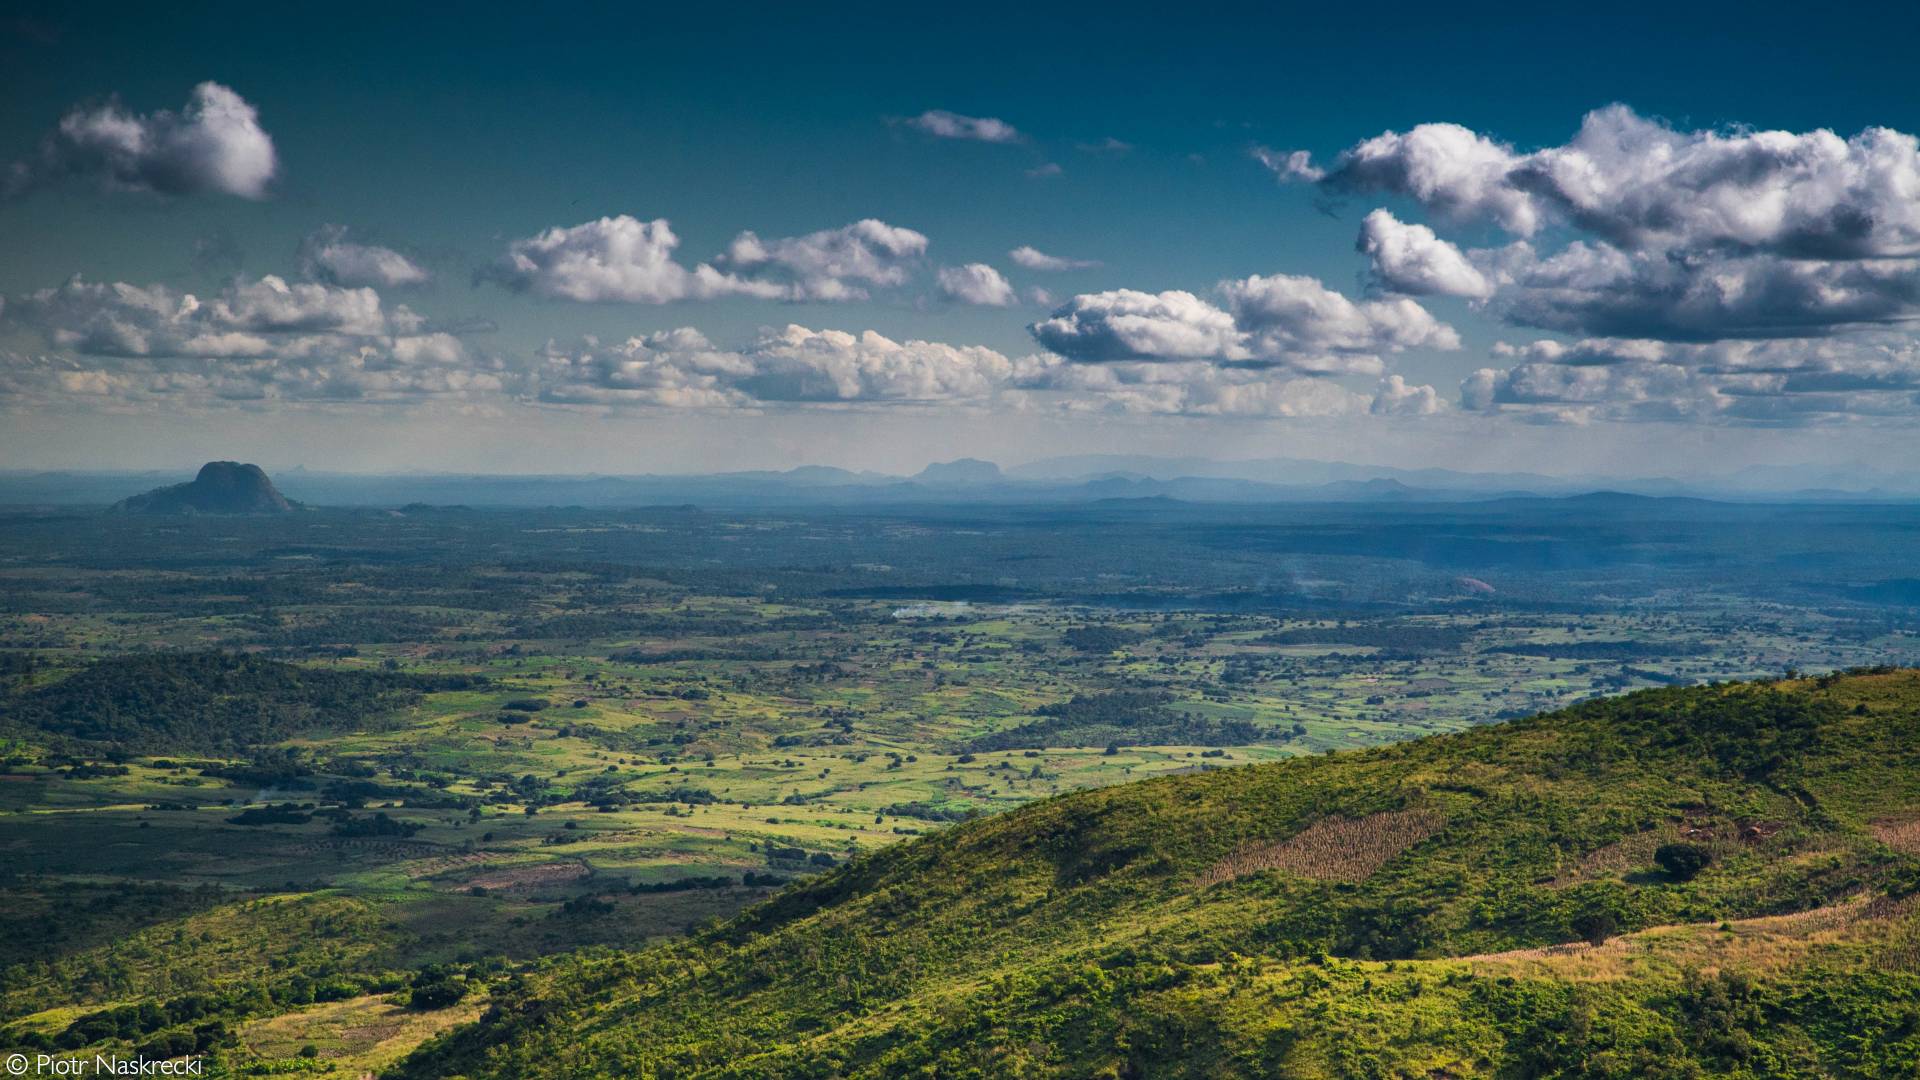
[{"x1": 111, "y1": 461, "x2": 296, "y2": 514}]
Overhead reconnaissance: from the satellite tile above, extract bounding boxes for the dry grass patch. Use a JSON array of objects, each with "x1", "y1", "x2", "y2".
[
  {"x1": 465, "y1": 859, "x2": 590, "y2": 890},
  {"x1": 1199, "y1": 808, "x2": 1445, "y2": 885},
  {"x1": 1871, "y1": 816, "x2": 1920, "y2": 854},
  {"x1": 241, "y1": 992, "x2": 486, "y2": 1076},
  {"x1": 1457, "y1": 892, "x2": 1917, "y2": 983}
]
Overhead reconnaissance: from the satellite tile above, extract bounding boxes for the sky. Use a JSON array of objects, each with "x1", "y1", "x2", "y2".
[{"x1": 3, "y1": 0, "x2": 1920, "y2": 476}]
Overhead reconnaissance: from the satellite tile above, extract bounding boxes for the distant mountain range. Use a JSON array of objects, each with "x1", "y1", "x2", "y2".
[{"x1": 3, "y1": 454, "x2": 1917, "y2": 509}]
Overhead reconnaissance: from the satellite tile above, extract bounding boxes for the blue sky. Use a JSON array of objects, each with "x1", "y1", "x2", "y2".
[{"x1": 4, "y1": 1, "x2": 1920, "y2": 475}]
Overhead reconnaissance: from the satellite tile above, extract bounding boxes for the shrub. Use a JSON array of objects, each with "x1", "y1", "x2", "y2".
[
  {"x1": 1571, "y1": 912, "x2": 1619, "y2": 946},
  {"x1": 409, "y1": 980, "x2": 468, "y2": 1010},
  {"x1": 1655, "y1": 842, "x2": 1713, "y2": 881}
]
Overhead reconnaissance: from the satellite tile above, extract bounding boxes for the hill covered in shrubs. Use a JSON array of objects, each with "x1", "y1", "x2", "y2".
[{"x1": 395, "y1": 669, "x2": 1920, "y2": 1078}]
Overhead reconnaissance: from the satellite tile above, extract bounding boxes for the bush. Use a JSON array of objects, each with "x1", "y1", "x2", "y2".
[
  {"x1": 1571, "y1": 912, "x2": 1619, "y2": 945},
  {"x1": 1655, "y1": 842, "x2": 1713, "y2": 881},
  {"x1": 409, "y1": 980, "x2": 468, "y2": 1010}
]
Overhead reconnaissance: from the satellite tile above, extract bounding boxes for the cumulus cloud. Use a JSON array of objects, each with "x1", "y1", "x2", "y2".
[
  {"x1": 1219, "y1": 273, "x2": 1460, "y2": 372},
  {"x1": 485, "y1": 216, "x2": 928, "y2": 304},
  {"x1": 1274, "y1": 123, "x2": 1533, "y2": 232},
  {"x1": 533, "y1": 328, "x2": 755, "y2": 408},
  {"x1": 299, "y1": 225, "x2": 431, "y2": 288},
  {"x1": 718, "y1": 219, "x2": 929, "y2": 301},
  {"x1": 1518, "y1": 106, "x2": 1920, "y2": 258},
  {"x1": 1031, "y1": 275, "x2": 1458, "y2": 375},
  {"x1": 1282, "y1": 106, "x2": 1920, "y2": 346},
  {"x1": 1283, "y1": 104, "x2": 1920, "y2": 252},
  {"x1": 1463, "y1": 334, "x2": 1920, "y2": 423},
  {"x1": 1357, "y1": 209, "x2": 1495, "y2": 299},
  {"x1": 1370, "y1": 374, "x2": 1444, "y2": 415},
  {"x1": 535, "y1": 323, "x2": 1391, "y2": 419},
  {"x1": 0, "y1": 275, "x2": 500, "y2": 408},
  {"x1": 15, "y1": 274, "x2": 406, "y2": 352},
  {"x1": 1490, "y1": 241, "x2": 1920, "y2": 340},
  {"x1": 484, "y1": 216, "x2": 774, "y2": 303},
  {"x1": 536, "y1": 325, "x2": 1015, "y2": 407},
  {"x1": 6, "y1": 82, "x2": 277, "y2": 199},
  {"x1": 1009, "y1": 245, "x2": 1099, "y2": 271},
  {"x1": 1010, "y1": 356, "x2": 1370, "y2": 417},
  {"x1": 936, "y1": 263, "x2": 1016, "y2": 306},
  {"x1": 901, "y1": 110, "x2": 1021, "y2": 144},
  {"x1": 1291, "y1": 105, "x2": 1920, "y2": 256},
  {"x1": 1030, "y1": 289, "x2": 1245, "y2": 363}
]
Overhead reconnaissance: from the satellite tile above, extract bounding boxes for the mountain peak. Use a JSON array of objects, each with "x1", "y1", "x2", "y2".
[{"x1": 112, "y1": 461, "x2": 296, "y2": 515}]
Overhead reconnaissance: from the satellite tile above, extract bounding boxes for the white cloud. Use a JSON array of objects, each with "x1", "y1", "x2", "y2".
[
  {"x1": 533, "y1": 328, "x2": 754, "y2": 408},
  {"x1": 1357, "y1": 209, "x2": 1494, "y2": 299},
  {"x1": 300, "y1": 225, "x2": 430, "y2": 288},
  {"x1": 1370, "y1": 374, "x2": 1444, "y2": 415},
  {"x1": 536, "y1": 325, "x2": 1016, "y2": 407},
  {"x1": 741, "y1": 326, "x2": 1014, "y2": 402},
  {"x1": 1029, "y1": 289, "x2": 1245, "y2": 363},
  {"x1": 7, "y1": 82, "x2": 277, "y2": 199},
  {"x1": 936, "y1": 264, "x2": 1016, "y2": 306},
  {"x1": 486, "y1": 215, "x2": 929, "y2": 304},
  {"x1": 1463, "y1": 334, "x2": 1920, "y2": 424},
  {"x1": 1031, "y1": 274, "x2": 1458, "y2": 375},
  {"x1": 1490, "y1": 241, "x2": 1920, "y2": 341},
  {"x1": 536, "y1": 323, "x2": 1386, "y2": 419},
  {"x1": 14, "y1": 275, "x2": 407, "y2": 353},
  {"x1": 1219, "y1": 273, "x2": 1460, "y2": 372},
  {"x1": 1521, "y1": 106, "x2": 1920, "y2": 258},
  {"x1": 1251, "y1": 146, "x2": 1326, "y2": 183},
  {"x1": 1282, "y1": 107, "x2": 1920, "y2": 346},
  {"x1": 1, "y1": 275, "x2": 500, "y2": 408},
  {"x1": 1276, "y1": 123, "x2": 1533, "y2": 232},
  {"x1": 1011, "y1": 356, "x2": 1370, "y2": 417},
  {"x1": 486, "y1": 216, "x2": 775, "y2": 304},
  {"x1": 1009, "y1": 245, "x2": 1099, "y2": 271},
  {"x1": 720, "y1": 219, "x2": 929, "y2": 301},
  {"x1": 1292, "y1": 105, "x2": 1920, "y2": 257},
  {"x1": 902, "y1": 110, "x2": 1021, "y2": 144}
]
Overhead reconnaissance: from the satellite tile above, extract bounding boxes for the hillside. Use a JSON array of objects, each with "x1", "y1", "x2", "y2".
[
  {"x1": 395, "y1": 671, "x2": 1920, "y2": 1079},
  {"x1": 112, "y1": 461, "x2": 296, "y2": 514}
]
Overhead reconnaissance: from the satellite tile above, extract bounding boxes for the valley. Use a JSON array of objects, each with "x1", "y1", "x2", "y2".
[{"x1": 2, "y1": 499, "x2": 1917, "y2": 1075}]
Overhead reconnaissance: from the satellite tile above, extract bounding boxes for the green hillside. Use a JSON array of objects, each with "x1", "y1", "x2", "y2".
[{"x1": 393, "y1": 671, "x2": 1920, "y2": 1079}]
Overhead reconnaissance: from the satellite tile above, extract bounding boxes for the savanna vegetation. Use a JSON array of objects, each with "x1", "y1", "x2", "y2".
[
  {"x1": 1, "y1": 500, "x2": 1917, "y2": 1074},
  {"x1": 392, "y1": 671, "x2": 1920, "y2": 1079}
]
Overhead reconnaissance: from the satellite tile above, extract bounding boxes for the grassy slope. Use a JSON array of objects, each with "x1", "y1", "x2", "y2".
[{"x1": 394, "y1": 672, "x2": 1920, "y2": 1079}]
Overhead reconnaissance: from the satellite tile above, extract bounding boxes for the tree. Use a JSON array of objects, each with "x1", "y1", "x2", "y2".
[
  {"x1": 1571, "y1": 912, "x2": 1618, "y2": 946},
  {"x1": 409, "y1": 980, "x2": 468, "y2": 1010},
  {"x1": 1655, "y1": 842, "x2": 1712, "y2": 881}
]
